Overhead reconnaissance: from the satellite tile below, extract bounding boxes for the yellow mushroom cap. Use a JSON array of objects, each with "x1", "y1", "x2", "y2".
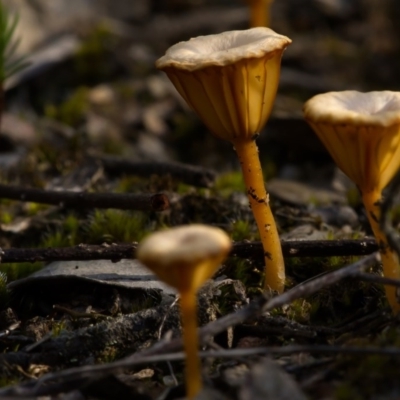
[
  {"x1": 156, "y1": 28, "x2": 290, "y2": 71},
  {"x1": 304, "y1": 91, "x2": 400, "y2": 192},
  {"x1": 304, "y1": 91, "x2": 400, "y2": 128},
  {"x1": 136, "y1": 225, "x2": 231, "y2": 293},
  {"x1": 156, "y1": 28, "x2": 291, "y2": 141}
]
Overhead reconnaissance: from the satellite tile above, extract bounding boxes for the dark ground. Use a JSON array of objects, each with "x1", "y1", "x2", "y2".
[{"x1": 0, "y1": 0, "x2": 400, "y2": 399}]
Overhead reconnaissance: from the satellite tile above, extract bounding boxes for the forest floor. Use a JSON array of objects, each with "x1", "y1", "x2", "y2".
[{"x1": 0, "y1": 0, "x2": 400, "y2": 399}]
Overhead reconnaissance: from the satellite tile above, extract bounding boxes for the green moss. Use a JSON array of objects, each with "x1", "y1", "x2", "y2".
[
  {"x1": 214, "y1": 281, "x2": 247, "y2": 315},
  {"x1": 230, "y1": 219, "x2": 254, "y2": 241},
  {"x1": 42, "y1": 230, "x2": 72, "y2": 248},
  {"x1": 98, "y1": 346, "x2": 119, "y2": 363},
  {"x1": 0, "y1": 376, "x2": 19, "y2": 389},
  {"x1": 25, "y1": 202, "x2": 49, "y2": 217},
  {"x1": 284, "y1": 299, "x2": 312, "y2": 324},
  {"x1": 175, "y1": 183, "x2": 193, "y2": 195},
  {"x1": 284, "y1": 255, "x2": 383, "y2": 325},
  {"x1": 0, "y1": 198, "x2": 14, "y2": 206},
  {"x1": 0, "y1": 211, "x2": 13, "y2": 224},
  {"x1": 41, "y1": 214, "x2": 81, "y2": 248},
  {"x1": 100, "y1": 136, "x2": 125, "y2": 155},
  {"x1": 74, "y1": 24, "x2": 115, "y2": 82},
  {"x1": 224, "y1": 258, "x2": 263, "y2": 293},
  {"x1": 85, "y1": 209, "x2": 148, "y2": 243},
  {"x1": 115, "y1": 176, "x2": 143, "y2": 194},
  {"x1": 52, "y1": 320, "x2": 69, "y2": 337},
  {"x1": 45, "y1": 86, "x2": 89, "y2": 127},
  {"x1": 214, "y1": 171, "x2": 245, "y2": 195},
  {"x1": 347, "y1": 186, "x2": 361, "y2": 208},
  {"x1": 1, "y1": 262, "x2": 44, "y2": 282}
]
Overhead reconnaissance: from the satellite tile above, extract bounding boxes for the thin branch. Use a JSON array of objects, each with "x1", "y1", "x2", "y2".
[
  {"x1": 0, "y1": 184, "x2": 169, "y2": 211},
  {"x1": 232, "y1": 238, "x2": 378, "y2": 259},
  {"x1": 2, "y1": 244, "x2": 135, "y2": 264},
  {"x1": 202, "y1": 343, "x2": 400, "y2": 358},
  {"x1": 351, "y1": 271, "x2": 400, "y2": 288},
  {"x1": 1, "y1": 239, "x2": 378, "y2": 264},
  {"x1": 99, "y1": 156, "x2": 216, "y2": 188},
  {"x1": 0, "y1": 254, "x2": 379, "y2": 397}
]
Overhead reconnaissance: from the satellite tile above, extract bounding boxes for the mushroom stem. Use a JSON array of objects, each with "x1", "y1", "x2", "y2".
[
  {"x1": 362, "y1": 189, "x2": 400, "y2": 313},
  {"x1": 247, "y1": 0, "x2": 273, "y2": 27},
  {"x1": 232, "y1": 138, "x2": 285, "y2": 293},
  {"x1": 180, "y1": 289, "x2": 202, "y2": 399}
]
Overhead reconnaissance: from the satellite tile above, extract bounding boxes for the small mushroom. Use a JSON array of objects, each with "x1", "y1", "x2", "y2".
[
  {"x1": 304, "y1": 90, "x2": 400, "y2": 313},
  {"x1": 156, "y1": 28, "x2": 291, "y2": 293},
  {"x1": 136, "y1": 224, "x2": 231, "y2": 399},
  {"x1": 245, "y1": 0, "x2": 274, "y2": 27}
]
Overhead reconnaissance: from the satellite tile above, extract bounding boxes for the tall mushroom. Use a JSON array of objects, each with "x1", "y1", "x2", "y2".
[
  {"x1": 156, "y1": 28, "x2": 291, "y2": 293},
  {"x1": 304, "y1": 90, "x2": 400, "y2": 313},
  {"x1": 136, "y1": 224, "x2": 231, "y2": 399}
]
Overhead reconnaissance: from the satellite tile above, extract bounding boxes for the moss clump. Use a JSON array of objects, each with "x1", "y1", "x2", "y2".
[
  {"x1": 230, "y1": 219, "x2": 258, "y2": 241},
  {"x1": 51, "y1": 319, "x2": 69, "y2": 337},
  {"x1": 74, "y1": 24, "x2": 115, "y2": 82},
  {"x1": 100, "y1": 136, "x2": 125, "y2": 155},
  {"x1": 41, "y1": 214, "x2": 81, "y2": 248},
  {"x1": 346, "y1": 186, "x2": 361, "y2": 208},
  {"x1": 115, "y1": 176, "x2": 143, "y2": 194},
  {"x1": 85, "y1": 209, "x2": 149, "y2": 243},
  {"x1": 45, "y1": 87, "x2": 89, "y2": 127},
  {"x1": 214, "y1": 171, "x2": 246, "y2": 196},
  {"x1": 284, "y1": 298, "x2": 312, "y2": 324},
  {"x1": 285, "y1": 255, "x2": 385, "y2": 325},
  {"x1": 0, "y1": 212, "x2": 13, "y2": 224},
  {"x1": 25, "y1": 202, "x2": 50, "y2": 217},
  {"x1": 223, "y1": 258, "x2": 263, "y2": 295},
  {"x1": 1, "y1": 262, "x2": 44, "y2": 283}
]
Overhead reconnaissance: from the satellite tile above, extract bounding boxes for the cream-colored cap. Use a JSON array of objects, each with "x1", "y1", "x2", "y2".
[
  {"x1": 156, "y1": 27, "x2": 291, "y2": 71},
  {"x1": 137, "y1": 224, "x2": 231, "y2": 291},
  {"x1": 304, "y1": 91, "x2": 400, "y2": 127}
]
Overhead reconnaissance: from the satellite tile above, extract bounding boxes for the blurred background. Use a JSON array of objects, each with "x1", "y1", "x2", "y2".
[{"x1": 2, "y1": 0, "x2": 400, "y2": 195}]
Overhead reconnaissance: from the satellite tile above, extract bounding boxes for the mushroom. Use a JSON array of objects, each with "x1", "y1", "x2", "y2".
[
  {"x1": 304, "y1": 90, "x2": 400, "y2": 313},
  {"x1": 245, "y1": 0, "x2": 274, "y2": 27},
  {"x1": 156, "y1": 28, "x2": 291, "y2": 293},
  {"x1": 136, "y1": 224, "x2": 231, "y2": 399}
]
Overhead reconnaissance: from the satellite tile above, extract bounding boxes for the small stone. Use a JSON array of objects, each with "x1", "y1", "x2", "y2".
[
  {"x1": 89, "y1": 85, "x2": 116, "y2": 107},
  {"x1": 163, "y1": 375, "x2": 177, "y2": 387},
  {"x1": 311, "y1": 205, "x2": 359, "y2": 228},
  {"x1": 268, "y1": 178, "x2": 346, "y2": 206}
]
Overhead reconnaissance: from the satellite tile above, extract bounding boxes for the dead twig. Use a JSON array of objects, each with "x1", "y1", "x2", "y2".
[
  {"x1": 0, "y1": 184, "x2": 169, "y2": 211},
  {"x1": 351, "y1": 272, "x2": 400, "y2": 288},
  {"x1": 100, "y1": 156, "x2": 216, "y2": 188},
  {"x1": 0, "y1": 254, "x2": 380, "y2": 397},
  {"x1": 231, "y1": 238, "x2": 378, "y2": 259},
  {"x1": 1, "y1": 239, "x2": 378, "y2": 264},
  {"x1": 3, "y1": 244, "x2": 135, "y2": 264}
]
